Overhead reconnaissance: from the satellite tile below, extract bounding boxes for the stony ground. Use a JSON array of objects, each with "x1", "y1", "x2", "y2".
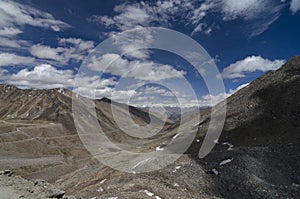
[{"x1": 0, "y1": 169, "x2": 75, "y2": 199}]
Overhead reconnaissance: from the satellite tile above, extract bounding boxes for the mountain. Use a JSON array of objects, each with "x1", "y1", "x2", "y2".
[
  {"x1": 220, "y1": 55, "x2": 300, "y2": 145},
  {"x1": 0, "y1": 56, "x2": 299, "y2": 198},
  {"x1": 0, "y1": 85, "x2": 172, "y2": 188},
  {"x1": 0, "y1": 85, "x2": 75, "y2": 130},
  {"x1": 140, "y1": 106, "x2": 202, "y2": 122},
  {"x1": 185, "y1": 55, "x2": 300, "y2": 198},
  {"x1": 0, "y1": 85, "x2": 169, "y2": 131}
]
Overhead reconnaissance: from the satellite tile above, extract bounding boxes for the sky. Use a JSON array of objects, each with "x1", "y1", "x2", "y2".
[{"x1": 0, "y1": 0, "x2": 300, "y2": 107}]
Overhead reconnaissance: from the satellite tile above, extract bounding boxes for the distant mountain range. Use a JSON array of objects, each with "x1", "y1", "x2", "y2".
[{"x1": 140, "y1": 106, "x2": 204, "y2": 121}]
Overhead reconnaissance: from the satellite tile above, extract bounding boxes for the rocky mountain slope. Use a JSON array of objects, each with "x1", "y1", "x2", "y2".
[
  {"x1": 221, "y1": 55, "x2": 300, "y2": 146},
  {"x1": 185, "y1": 55, "x2": 300, "y2": 198}
]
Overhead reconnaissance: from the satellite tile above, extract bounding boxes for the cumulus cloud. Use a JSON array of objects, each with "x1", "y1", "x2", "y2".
[
  {"x1": 1, "y1": 64, "x2": 116, "y2": 89},
  {"x1": 87, "y1": 53, "x2": 186, "y2": 81},
  {"x1": 5, "y1": 64, "x2": 74, "y2": 88},
  {"x1": 220, "y1": 56, "x2": 285, "y2": 79},
  {"x1": 290, "y1": 0, "x2": 300, "y2": 13},
  {"x1": 29, "y1": 38, "x2": 94, "y2": 65},
  {"x1": 0, "y1": 53, "x2": 35, "y2": 66}
]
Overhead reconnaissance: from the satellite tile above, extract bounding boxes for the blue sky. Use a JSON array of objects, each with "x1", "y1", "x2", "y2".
[{"x1": 0, "y1": 0, "x2": 300, "y2": 107}]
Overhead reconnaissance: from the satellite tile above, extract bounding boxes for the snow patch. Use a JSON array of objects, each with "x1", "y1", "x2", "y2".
[
  {"x1": 96, "y1": 187, "x2": 104, "y2": 192},
  {"x1": 58, "y1": 88, "x2": 64, "y2": 94},
  {"x1": 156, "y1": 146, "x2": 164, "y2": 151},
  {"x1": 213, "y1": 139, "x2": 219, "y2": 144},
  {"x1": 172, "y1": 133, "x2": 180, "y2": 140},
  {"x1": 212, "y1": 168, "x2": 219, "y2": 175},
  {"x1": 143, "y1": 190, "x2": 154, "y2": 196},
  {"x1": 100, "y1": 179, "x2": 107, "y2": 184},
  {"x1": 140, "y1": 190, "x2": 162, "y2": 199},
  {"x1": 292, "y1": 183, "x2": 299, "y2": 187},
  {"x1": 219, "y1": 158, "x2": 234, "y2": 166},
  {"x1": 173, "y1": 165, "x2": 182, "y2": 173}
]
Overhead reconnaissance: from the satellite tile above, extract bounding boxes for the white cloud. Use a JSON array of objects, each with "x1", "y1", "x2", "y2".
[
  {"x1": 228, "y1": 83, "x2": 250, "y2": 94},
  {"x1": 113, "y1": 5, "x2": 150, "y2": 31},
  {"x1": 190, "y1": 0, "x2": 215, "y2": 26},
  {"x1": 220, "y1": 0, "x2": 285, "y2": 37},
  {"x1": 0, "y1": 37, "x2": 22, "y2": 48},
  {"x1": 191, "y1": 23, "x2": 213, "y2": 35},
  {"x1": 88, "y1": 5, "x2": 150, "y2": 31},
  {"x1": 29, "y1": 38, "x2": 94, "y2": 65},
  {"x1": 138, "y1": 86, "x2": 174, "y2": 97},
  {"x1": 0, "y1": 0, "x2": 69, "y2": 49},
  {"x1": 220, "y1": 56, "x2": 285, "y2": 79},
  {"x1": 73, "y1": 87, "x2": 137, "y2": 101},
  {"x1": 87, "y1": 0, "x2": 285, "y2": 37},
  {"x1": 290, "y1": 0, "x2": 300, "y2": 13},
  {"x1": 0, "y1": 0, "x2": 69, "y2": 31},
  {"x1": 2, "y1": 64, "x2": 116, "y2": 90},
  {"x1": 0, "y1": 53, "x2": 35, "y2": 66},
  {"x1": 88, "y1": 0, "x2": 215, "y2": 35},
  {"x1": 222, "y1": 0, "x2": 264, "y2": 20},
  {"x1": 58, "y1": 38, "x2": 94, "y2": 52},
  {"x1": 0, "y1": 27, "x2": 22, "y2": 37},
  {"x1": 88, "y1": 15, "x2": 115, "y2": 27},
  {"x1": 74, "y1": 75, "x2": 117, "y2": 89},
  {"x1": 87, "y1": 53, "x2": 186, "y2": 81},
  {"x1": 0, "y1": 26, "x2": 29, "y2": 48},
  {"x1": 199, "y1": 93, "x2": 230, "y2": 107},
  {"x1": 5, "y1": 64, "x2": 74, "y2": 88},
  {"x1": 29, "y1": 45, "x2": 66, "y2": 63},
  {"x1": 199, "y1": 83, "x2": 250, "y2": 107}
]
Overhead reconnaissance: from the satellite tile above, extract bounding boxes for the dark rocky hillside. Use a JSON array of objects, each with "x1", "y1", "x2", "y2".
[
  {"x1": 220, "y1": 55, "x2": 300, "y2": 146},
  {"x1": 187, "y1": 55, "x2": 300, "y2": 198}
]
